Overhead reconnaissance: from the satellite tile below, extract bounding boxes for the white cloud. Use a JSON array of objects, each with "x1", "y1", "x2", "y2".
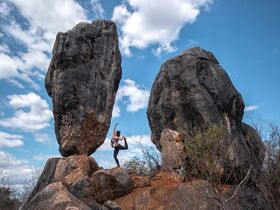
[
  {"x1": 33, "y1": 153, "x2": 57, "y2": 161},
  {"x1": 33, "y1": 133, "x2": 51, "y2": 144},
  {"x1": 8, "y1": 79, "x2": 25, "y2": 89},
  {"x1": 245, "y1": 105, "x2": 258, "y2": 112},
  {"x1": 112, "y1": 104, "x2": 121, "y2": 118},
  {"x1": 0, "y1": 150, "x2": 34, "y2": 185},
  {"x1": 0, "y1": 50, "x2": 44, "y2": 89},
  {"x1": 0, "y1": 43, "x2": 10, "y2": 53},
  {"x1": 0, "y1": 53, "x2": 20, "y2": 79},
  {"x1": 21, "y1": 49, "x2": 50, "y2": 72},
  {"x1": 114, "y1": 79, "x2": 150, "y2": 116},
  {"x1": 0, "y1": 92, "x2": 53, "y2": 132},
  {"x1": 0, "y1": 131, "x2": 24, "y2": 148},
  {"x1": 112, "y1": 0, "x2": 212, "y2": 56},
  {"x1": 1, "y1": 0, "x2": 89, "y2": 88},
  {"x1": 153, "y1": 43, "x2": 177, "y2": 57},
  {"x1": 9, "y1": 0, "x2": 87, "y2": 37},
  {"x1": 0, "y1": 2, "x2": 10, "y2": 16},
  {"x1": 91, "y1": 0, "x2": 105, "y2": 18}
]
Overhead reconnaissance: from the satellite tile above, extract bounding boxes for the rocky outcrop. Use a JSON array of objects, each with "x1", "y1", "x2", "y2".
[
  {"x1": 116, "y1": 172, "x2": 267, "y2": 210},
  {"x1": 21, "y1": 182, "x2": 93, "y2": 210},
  {"x1": 45, "y1": 20, "x2": 122, "y2": 157},
  {"x1": 21, "y1": 155, "x2": 99, "y2": 209},
  {"x1": 116, "y1": 179, "x2": 219, "y2": 210},
  {"x1": 92, "y1": 168, "x2": 133, "y2": 202},
  {"x1": 159, "y1": 129, "x2": 185, "y2": 169},
  {"x1": 131, "y1": 176, "x2": 151, "y2": 188},
  {"x1": 147, "y1": 47, "x2": 265, "y2": 183},
  {"x1": 21, "y1": 156, "x2": 132, "y2": 210}
]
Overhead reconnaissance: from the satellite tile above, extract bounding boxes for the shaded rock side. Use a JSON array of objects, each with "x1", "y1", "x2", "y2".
[
  {"x1": 147, "y1": 47, "x2": 265, "y2": 183},
  {"x1": 92, "y1": 167, "x2": 133, "y2": 202},
  {"x1": 45, "y1": 19, "x2": 122, "y2": 157},
  {"x1": 21, "y1": 155, "x2": 99, "y2": 209},
  {"x1": 20, "y1": 182, "x2": 92, "y2": 210}
]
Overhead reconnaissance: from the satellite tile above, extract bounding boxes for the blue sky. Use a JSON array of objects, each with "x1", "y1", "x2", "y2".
[{"x1": 0, "y1": 0, "x2": 279, "y2": 188}]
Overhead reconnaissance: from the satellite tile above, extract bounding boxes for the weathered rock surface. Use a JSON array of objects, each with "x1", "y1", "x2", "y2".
[
  {"x1": 45, "y1": 19, "x2": 122, "y2": 157},
  {"x1": 116, "y1": 172, "x2": 267, "y2": 210},
  {"x1": 21, "y1": 155, "x2": 99, "y2": 209},
  {"x1": 92, "y1": 167, "x2": 133, "y2": 202},
  {"x1": 131, "y1": 176, "x2": 151, "y2": 188},
  {"x1": 21, "y1": 156, "x2": 132, "y2": 209},
  {"x1": 160, "y1": 129, "x2": 185, "y2": 169},
  {"x1": 147, "y1": 47, "x2": 265, "y2": 183},
  {"x1": 116, "y1": 179, "x2": 217, "y2": 210},
  {"x1": 20, "y1": 182, "x2": 92, "y2": 210},
  {"x1": 54, "y1": 155, "x2": 99, "y2": 202}
]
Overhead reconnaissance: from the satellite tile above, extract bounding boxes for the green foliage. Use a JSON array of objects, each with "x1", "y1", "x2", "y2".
[{"x1": 184, "y1": 125, "x2": 229, "y2": 184}]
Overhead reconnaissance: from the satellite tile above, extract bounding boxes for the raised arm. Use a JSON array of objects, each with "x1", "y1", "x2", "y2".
[{"x1": 112, "y1": 123, "x2": 119, "y2": 136}]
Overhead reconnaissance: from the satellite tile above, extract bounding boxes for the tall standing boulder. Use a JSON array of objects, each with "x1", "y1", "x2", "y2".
[
  {"x1": 147, "y1": 47, "x2": 265, "y2": 183},
  {"x1": 45, "y1": 20, "x2": 122, "y2": 157}
]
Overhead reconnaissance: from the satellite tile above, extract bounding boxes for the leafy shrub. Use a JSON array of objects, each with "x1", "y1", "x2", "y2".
[{"x1": 183, "y1": 125, "x2": 230, "y2": 184}]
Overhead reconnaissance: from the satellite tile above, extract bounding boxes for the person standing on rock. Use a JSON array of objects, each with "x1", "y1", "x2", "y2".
[{"x1": 111, "y1": 123, "x2": 128, "y2": 167}]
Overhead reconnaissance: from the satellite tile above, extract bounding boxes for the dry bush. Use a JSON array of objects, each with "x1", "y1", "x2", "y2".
[
  {"x1": 124, "y1": 157, "x2": 150, "y2": 176},
  {"x1": 258, "y1": 124, "x2": 280, "y2": 210},
  {"x1": 17, "y1": 168, "x2": 41, "y2": 204},
  {"x1": 0, "y1": 172, "x2": 21, "y2": 210},
  {"x1": 124, "y1": 139, "x2": 161, "y2": 177},
  {"x1": 183, "y1": 125, "x2": 231, "y2": 185}
]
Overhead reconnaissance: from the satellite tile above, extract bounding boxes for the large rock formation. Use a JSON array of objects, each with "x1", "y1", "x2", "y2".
[
  {"x1": 45, "y1": 20, "x2": 122, "y2": 157},
  {"x1": 147, "y1": 47, "x2": 265, "y2": 183},
  {"x1": 21, "y1": 182, "x2": 93, "y2": 210},
  {"x1": 21, "y1": 155, "x2": 132, "y2": 210}
]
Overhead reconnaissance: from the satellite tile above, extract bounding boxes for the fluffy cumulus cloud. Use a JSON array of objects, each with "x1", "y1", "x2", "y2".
[
  {"x1": 0, "y1": 0, "x2": 103, "y2": 88},
  {"x1": 112, "y1": 0, "x2": 212, "y2": 56},
  {"x1": 113, "y1": 79, "x2": 150, "y2": 117},
  {"x1": 9, "y1": 0, "x2": 87, "y2": 37},
  {"x1": 0, "y1": 53, "x2": 20, "y2": 79},
  {"x1": 0, "y1": 131, "x2": 24, "y2": 148},
  {"x1": 0, "y1": 92, "x2": 53, "y2": 132}
]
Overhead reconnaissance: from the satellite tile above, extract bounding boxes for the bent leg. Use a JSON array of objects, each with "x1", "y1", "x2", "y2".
[{"x1": 118, "y1": 138, "x2": 128, "y2": 150}]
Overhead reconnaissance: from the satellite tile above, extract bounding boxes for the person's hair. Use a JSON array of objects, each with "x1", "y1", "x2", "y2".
[{"x1": 116, "y1": 130, "x2": 121, "y2": 137}]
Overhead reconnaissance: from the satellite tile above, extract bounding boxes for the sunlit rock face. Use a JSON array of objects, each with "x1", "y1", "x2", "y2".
[{"x1": 45, "y1": 20, "x2": 122, "y2": 157}]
